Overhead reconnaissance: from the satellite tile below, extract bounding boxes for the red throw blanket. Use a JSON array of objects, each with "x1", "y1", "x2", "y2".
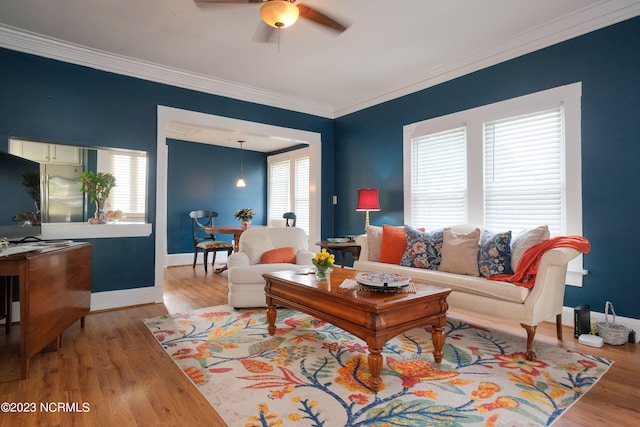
[{"x1": 488, "y1": 236, "x2": 591, "y2": 288}]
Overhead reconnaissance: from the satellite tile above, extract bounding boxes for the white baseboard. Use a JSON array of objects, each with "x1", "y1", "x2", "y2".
[
  {"x1": 3, "y1": 286, "x2": 157, "y2": 323},
  {"x1": 90, "y1": 286, "x2": 157, "y2": 312},
  {"x1": 166, "y1": 251, "x2": 229, "y2": 267}
]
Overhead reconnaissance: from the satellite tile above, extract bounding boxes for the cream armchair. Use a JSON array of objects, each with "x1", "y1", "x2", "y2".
[{"x1": 227, "y1": 227, "x2": 315, "y2": 308}]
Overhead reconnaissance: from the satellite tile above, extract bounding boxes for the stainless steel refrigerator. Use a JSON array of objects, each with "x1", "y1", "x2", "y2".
[{"x1": 41, "y1": 164, "x2": 85, "y2": 223}]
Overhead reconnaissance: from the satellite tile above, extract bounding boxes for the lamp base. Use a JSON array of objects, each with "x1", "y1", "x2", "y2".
[{"x1": 364, "y1": 210, "x2": 370, "y2": 233}]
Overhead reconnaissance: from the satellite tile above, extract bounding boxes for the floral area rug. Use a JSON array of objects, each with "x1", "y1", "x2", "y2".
[{"x1": 143, "y1": 305, "x2": 613, "y2": 427}]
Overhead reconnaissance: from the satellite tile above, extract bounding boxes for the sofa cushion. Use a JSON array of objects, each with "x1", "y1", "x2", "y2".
[
  {"x1": 261, "y1": 247, "x2": 296, "y2": 264},
  {"x1": 511, "y1": 225, "x2": 550, "y2": 271},
  {"x1": 379, "y1": 224, "x2": 407, "y2": 264},
  {"x1": 439, "y1": 228, "x2": 480, "y2": 276},
  {"x1": 478, "y1": 230, "x2": 513, "y2": 277},
  {"x1": 400, "y1": 226, "x2": 443, "y2": 270},
  {"x1": 354, "y1": 260, "x2": 530, "y2": 303},
  {"x1": 366, "y1": 225, "x2": 383, "y2": 262}
]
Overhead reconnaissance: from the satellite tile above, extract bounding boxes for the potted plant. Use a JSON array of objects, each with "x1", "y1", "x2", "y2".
[
  {"x1": 79, "y1": 171, "x2": 116, "y2": 224},
  {"x1": 234, "y1": 208, "x2": 254, "y2": 229}
]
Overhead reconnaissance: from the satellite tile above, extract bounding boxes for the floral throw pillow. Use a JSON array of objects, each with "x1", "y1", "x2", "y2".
[
  {"x1": 478, "y1": 230, "x2": 513, "y2": 277},
  {"x1": 400, "y1": 226, "x2": 444, "y2": 270}
]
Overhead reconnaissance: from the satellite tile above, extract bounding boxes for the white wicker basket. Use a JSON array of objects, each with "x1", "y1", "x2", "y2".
[{"x1": 596, "y1": 301, "x2": 629, "y2": 345}]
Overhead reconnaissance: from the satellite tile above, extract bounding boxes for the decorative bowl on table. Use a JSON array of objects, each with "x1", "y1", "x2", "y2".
[
  {"x1": 327, "y1": 237, "x2": 349, "y2": 243},
  {"x1": 355, "y1": 272, "x2": 411, "y2": 288}
]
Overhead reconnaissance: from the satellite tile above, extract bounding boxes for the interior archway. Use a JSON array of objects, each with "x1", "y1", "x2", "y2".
[{"x1": 154, "y1": 106, "x2": 322, "y2": 302}]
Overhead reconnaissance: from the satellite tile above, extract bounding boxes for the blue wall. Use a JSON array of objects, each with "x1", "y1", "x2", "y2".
[
  {"x1": 334, "y1": 17, "x2": 640, "y2": 319},
  {"x1": 0, "y1": 48, "x2": 334, "y2": 293},
  {"x1": 167, "y1": 138, "x2": 267, "y2": 254}
]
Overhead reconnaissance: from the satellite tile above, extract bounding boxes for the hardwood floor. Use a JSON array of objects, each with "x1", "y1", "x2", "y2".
[{"x1": 0, "y1": 265, "x2": 638, "y2": 426}]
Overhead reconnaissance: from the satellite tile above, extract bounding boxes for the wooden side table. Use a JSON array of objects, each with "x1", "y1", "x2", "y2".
[{"x1": 316, "y1": 240, "x2": 361, "y2": 268}]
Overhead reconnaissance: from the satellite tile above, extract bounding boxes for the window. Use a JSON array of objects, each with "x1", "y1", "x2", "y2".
[
  {"x1": 267, "y1": 148, "x2": 310, "y2": 235},
  {"x1": 404, "y1": 83, "x2": 584, "y2": 285},
  {"x1": 98, "y1": 150, "x2": 147, "y2": 222},
  {"x1": 484, "y1": 108, "x2": 564, "y2": 235},
  {"x1": 410, "y1": 127, "x2": 467, "y2": 229}
]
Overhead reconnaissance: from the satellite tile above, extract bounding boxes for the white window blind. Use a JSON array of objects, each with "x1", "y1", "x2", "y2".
[
  {"x1": 294, "y1": 157, "x2": 310, "y2": 232},
  {"x1": 268, "y1": 159, "x2": 290, "y2": 224},
  {"x1": 411, "y1": 127, "x2": 467, "y2": 229},
  {"x1": 484, "y1": 107, "x2": 564, "y2": 235},
  {"x1": 98, "y1": 150, "x2": 147, "y2": 221},
  {"x1": 267, "y1": 148, "x2": 310, "y2": 236}
]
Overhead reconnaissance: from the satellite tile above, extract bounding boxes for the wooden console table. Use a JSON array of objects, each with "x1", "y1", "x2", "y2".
[{"x1": 0, "y1": 242, "x2": 92, "y2": 379}]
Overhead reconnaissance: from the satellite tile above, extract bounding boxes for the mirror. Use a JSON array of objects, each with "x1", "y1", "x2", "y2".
[{"x1": 8, "y1": 138, "x2": 148, "y2": 224}]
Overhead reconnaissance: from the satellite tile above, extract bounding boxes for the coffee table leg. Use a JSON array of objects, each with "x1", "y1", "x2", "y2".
[
  {"x1": 366, "y1": 343, "x2": 384, "y2": 392},
  {"x1": 266, "y1": 303, "x2": 277, "y2": 336},
  {"x1": 432, "y1": 318, "x2": 445, "y2": 363}
]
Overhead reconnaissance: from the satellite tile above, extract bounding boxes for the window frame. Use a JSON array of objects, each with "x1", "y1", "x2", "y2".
[
  {"x1": 267, "y1": 147, "x2": 310, "y2": 235},
  {"x1": 403, "y1": 83, "x2": 584, "y2": 285},
  {"x1": 97, "y1": 149, "x2": 148, "y2": 222}
]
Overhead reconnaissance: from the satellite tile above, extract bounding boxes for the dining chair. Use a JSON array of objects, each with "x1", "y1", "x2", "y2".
[
  {"x1": 189, "y1": 210, "x2": 233, "y2": 273},
  {"x1": 283, "y1": 212, "x2": 297, "y2": 227}
]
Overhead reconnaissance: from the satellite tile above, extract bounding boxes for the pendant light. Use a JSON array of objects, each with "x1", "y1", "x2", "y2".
[{"x1": 236, "y1": 140, "x2": 246, "y2": 188}]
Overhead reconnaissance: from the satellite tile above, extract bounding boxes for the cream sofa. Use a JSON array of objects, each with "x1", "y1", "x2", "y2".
[
  {"x1": 227, "y1": 227, "x2": 315, "y2": 308},
  {"x1": 354, "y1": 224, "x2": 583, "y2": 360}
]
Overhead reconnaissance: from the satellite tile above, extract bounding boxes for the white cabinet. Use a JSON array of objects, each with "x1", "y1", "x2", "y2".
[{"x1": 9, "y1": 139, "x2": 81, "y2": 165}]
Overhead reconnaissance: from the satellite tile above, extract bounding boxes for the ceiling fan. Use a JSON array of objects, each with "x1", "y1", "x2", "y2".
[{"x1": 195, "y1": 0, "x2": 348, "y2": 41}]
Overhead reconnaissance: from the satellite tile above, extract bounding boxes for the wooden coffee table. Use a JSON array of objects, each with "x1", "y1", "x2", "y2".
[{"x1": 263, "y1": 268, "x2": 451, "y2": 392}]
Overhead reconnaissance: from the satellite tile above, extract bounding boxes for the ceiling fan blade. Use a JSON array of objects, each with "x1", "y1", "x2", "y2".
[{"x1": 297, "y1": 4, "x2": 348, "y2": 32}]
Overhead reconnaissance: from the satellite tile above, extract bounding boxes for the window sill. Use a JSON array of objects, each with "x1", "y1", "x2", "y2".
[
  {"x1": 40, "y1": 222, "x2": 152, "y2": 239},
  {"x1": 566, "y1": 268, "x2": 587, "y2": 287}
]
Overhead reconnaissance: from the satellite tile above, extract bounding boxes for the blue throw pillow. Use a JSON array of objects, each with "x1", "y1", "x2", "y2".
[
  {"x1": 478, "y1": 230, "x2": 513, "y2": 277},
  {"x1": 400, "y1": 226, "x2": 444, "y2": 270}
]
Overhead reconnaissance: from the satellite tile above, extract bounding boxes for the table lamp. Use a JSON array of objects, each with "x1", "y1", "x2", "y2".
[{"x1": 356, "y1": 188, "x2": 380, "y2": 232}]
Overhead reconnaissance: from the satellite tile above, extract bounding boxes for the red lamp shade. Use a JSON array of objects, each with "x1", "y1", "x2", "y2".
[{"x1": 356, "y1": 189, "x2": 380, "y2": 211}]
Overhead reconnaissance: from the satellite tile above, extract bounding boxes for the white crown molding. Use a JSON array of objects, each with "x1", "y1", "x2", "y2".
[
  {"x1": 0, "y1": 1, "x2": 638, "y2": 119},
  {"x1": 0, "y1": 24, "x2": 335, "y2": 119},
  {"x1": 332, "y1": 1, "x2": 640, "y2": 117}
]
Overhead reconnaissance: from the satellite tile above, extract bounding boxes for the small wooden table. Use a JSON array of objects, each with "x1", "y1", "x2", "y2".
[
  {"x1": 316, "y1": 240, "x2": 361, "y2": 267},
  {"x1": 263, "y1": 268, "x2": 451, "y2": 392},
  {"x1": 203, "y1": 225, "x2": 247, "y2": 253}
]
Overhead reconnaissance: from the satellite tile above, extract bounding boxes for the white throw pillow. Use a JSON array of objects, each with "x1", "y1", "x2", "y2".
[
  {"x1": 241, "y1": 228, "x2": 274, "y2": 265},
  {"x1": 510, "y1": 225, "x2": 550, "y2": 272},
  {"x1": 438, "y1": 228, "x2": 480, "y2": 277},
  {"x1": 366, "y1": 225, "x2": 383, "y2": 262}
]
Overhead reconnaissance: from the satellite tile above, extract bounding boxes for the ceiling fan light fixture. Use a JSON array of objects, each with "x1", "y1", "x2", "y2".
[{"x1": 260, "y1": 0, "x2": 299, "y2": 29}]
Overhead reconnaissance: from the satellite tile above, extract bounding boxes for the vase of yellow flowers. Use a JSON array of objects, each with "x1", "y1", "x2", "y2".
[
  {"x1": 79, "y1": 171, "x2": 116, "y2": 224},
  {"x1": 312, "y1": 248, "x2": 335, "y2": 280}
]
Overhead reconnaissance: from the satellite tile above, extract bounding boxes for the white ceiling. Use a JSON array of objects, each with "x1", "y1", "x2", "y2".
[{"x1": 1, "y1": 0, "x2": 639, "y2": 151}]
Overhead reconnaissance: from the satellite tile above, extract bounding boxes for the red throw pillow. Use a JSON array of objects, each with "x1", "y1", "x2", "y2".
[
  {"x1": 261, "y1": 247, "x2": 297, "y2": 264},
  {"x1": 379, "y1": 225, "x2": 407, "y2": 264}
]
